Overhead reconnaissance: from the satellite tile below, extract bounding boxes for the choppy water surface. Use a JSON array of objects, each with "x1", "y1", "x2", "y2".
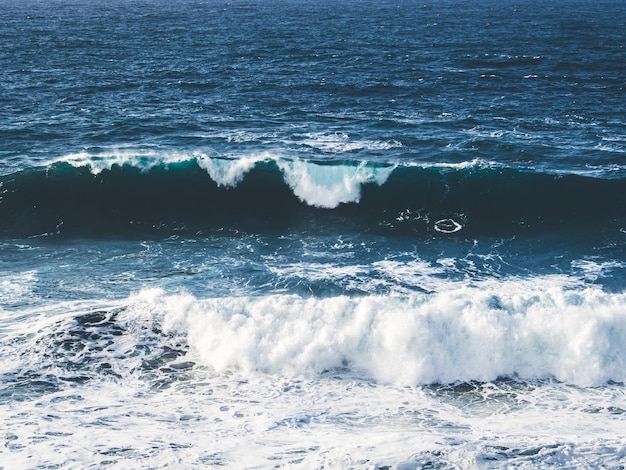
[{"x1": 1, "y1": 0, "x2": 625, "y2": 467}]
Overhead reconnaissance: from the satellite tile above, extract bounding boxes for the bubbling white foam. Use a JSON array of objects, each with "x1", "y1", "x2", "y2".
[
  {"x1": 125, "y1": 279, "x2": 626, "y2": 387},
  {"x1": 54, "y1": 150, "x2": 396, "y2": 208},
  {"x1": 56, "y1": 149, "x2": 269, "y2": 183},
  {"x1": 195, "y1": 153, "x2": 267, "y2": 187},
  {"x1": 276, "y1": 160, "x2": 395, "y2": 208},
  {"x1": 0, "y1": 271, "x2": 37, "y2": 307},
  {"x1": 299, "y1": 131, "x2": 402, "y2": 153},
  {"x1": 57, "y1": 149, "x2": 191, "y2": 174}
]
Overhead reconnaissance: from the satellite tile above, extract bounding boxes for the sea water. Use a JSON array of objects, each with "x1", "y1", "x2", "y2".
[{"x1": 1, "y1": 0, "x2": 626, "y2": 467}]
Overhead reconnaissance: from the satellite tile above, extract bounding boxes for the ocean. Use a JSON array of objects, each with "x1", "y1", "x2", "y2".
[{"x1": 1, "y1": 0, "x2": 625, "y2": 467}]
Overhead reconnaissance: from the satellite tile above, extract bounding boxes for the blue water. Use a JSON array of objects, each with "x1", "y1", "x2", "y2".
[{"x1": 1, "y1": 0, "x2": 626, "y2": 467}]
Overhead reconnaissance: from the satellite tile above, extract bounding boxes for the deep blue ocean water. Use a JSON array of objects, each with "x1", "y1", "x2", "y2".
[{"x1": 1, "y1": 0, "x2": 625, "y2": 467}]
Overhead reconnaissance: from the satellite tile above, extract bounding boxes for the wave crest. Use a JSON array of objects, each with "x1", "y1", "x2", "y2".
[
  {"x1": 1, "y1": 152, "x2": 625, "y2": 237},
  {"x1": 277, "y1": 159, "x2": 394, "y2": 208},
  {"x1": 125, "y1": 282, "x2": 626, "y2": 386}
]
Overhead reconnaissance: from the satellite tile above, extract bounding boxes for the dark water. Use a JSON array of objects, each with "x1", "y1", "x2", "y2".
[{"x1": 1, "y1": 0, "x2": 625, "y2": 467}]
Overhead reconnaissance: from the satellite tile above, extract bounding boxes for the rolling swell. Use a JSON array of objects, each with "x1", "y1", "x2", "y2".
[{"x1": 0, "y1": 158, "x2": 625, "y2": 238}]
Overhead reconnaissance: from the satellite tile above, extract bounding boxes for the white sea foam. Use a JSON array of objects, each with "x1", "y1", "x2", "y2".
[
  {"x1": 371, "y1": 259, "x2": 448, "y2": 292},
  {"x1": 0, "y1": 271, "x2": 39, "y2": 339},
  {"x1": 52, "y1": 150, "x2": 624, "y2": 213},
  {"x1": 125, "y1": 279, "x2": 626, "y2": 387},
  {"x1": 594, "y1": 142, "x2": 624, "y2": 153},
  {"x1": 406, "y1": 157, "x2": 506, "y2": 171},
  {"x1": 0, "y1": 271, "x2": 37, "y2": 307},
  {"x1": 56, "y1": 149, "x2": 191, "y2": 174},
  {"x1": 195, "y1": 153, "x2": 267, "y2": 187},
  {"x1": 3, "y1": 358, "x2": 624, "y2": 469},
  {"x1": 299, "y1": 131, "x2": 402, "y2": 153},
  {"x1": 268, "y1": 262, "x2": 370, "y2": 285},
  {"x1": 572, "y1": 259, "x2": 625, "y2": 282},
  {"x1": 54, "y1": 150, "x2": 398, "y2": 208},
  {"x1": 56, "y1": 148, "x2": 272, "y2": 182},
  {"x1": 268, "y1": 259, "x2": 447, "y2": 294},
  {"x1": 276, "y1": 160, "x2": 395, "y2": 208},
  {"x1": 2, "y1": 283, "x2": 625, "y2": 469}
]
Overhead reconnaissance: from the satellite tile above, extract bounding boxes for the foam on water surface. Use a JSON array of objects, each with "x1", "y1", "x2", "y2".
[
  {"x1": 126, "y1": 280, "x2": 626, "y2": 387},
  {"x1": 53, "y1": 150, "x2": 397, "y2": 208},
  {"x1": 1, "y1": 292, "x2": 625, "y2": 468},
  {"x1": 276, "y1": 159, "x2": 395, "y2": 208},
  {"x1": 9, "y1": 270, "x2": 625, "y2": 389},
  {"x1": 1, "y1": 236, "x2": 625, "y2": 468},
  {"x1": 2, "y1": 0, "x2": 626, "y2": 466}
]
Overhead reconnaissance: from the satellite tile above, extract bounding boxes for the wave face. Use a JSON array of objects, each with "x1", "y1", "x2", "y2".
[{"x1": 1, "y1": 155, "x2": 625, "y2": 238}]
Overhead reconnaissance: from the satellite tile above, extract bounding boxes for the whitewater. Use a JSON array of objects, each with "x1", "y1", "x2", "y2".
[{"x1": 1, "y1": 0, "x2": 626, "y2": 467}]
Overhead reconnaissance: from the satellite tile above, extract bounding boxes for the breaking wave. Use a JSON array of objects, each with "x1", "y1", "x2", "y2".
[
  {"x1": 1, "y1": 153, "x2": 625, "y2": 237},
  {"x1": 119, "y1": 281, "x2": 626, "y2": 386}
]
